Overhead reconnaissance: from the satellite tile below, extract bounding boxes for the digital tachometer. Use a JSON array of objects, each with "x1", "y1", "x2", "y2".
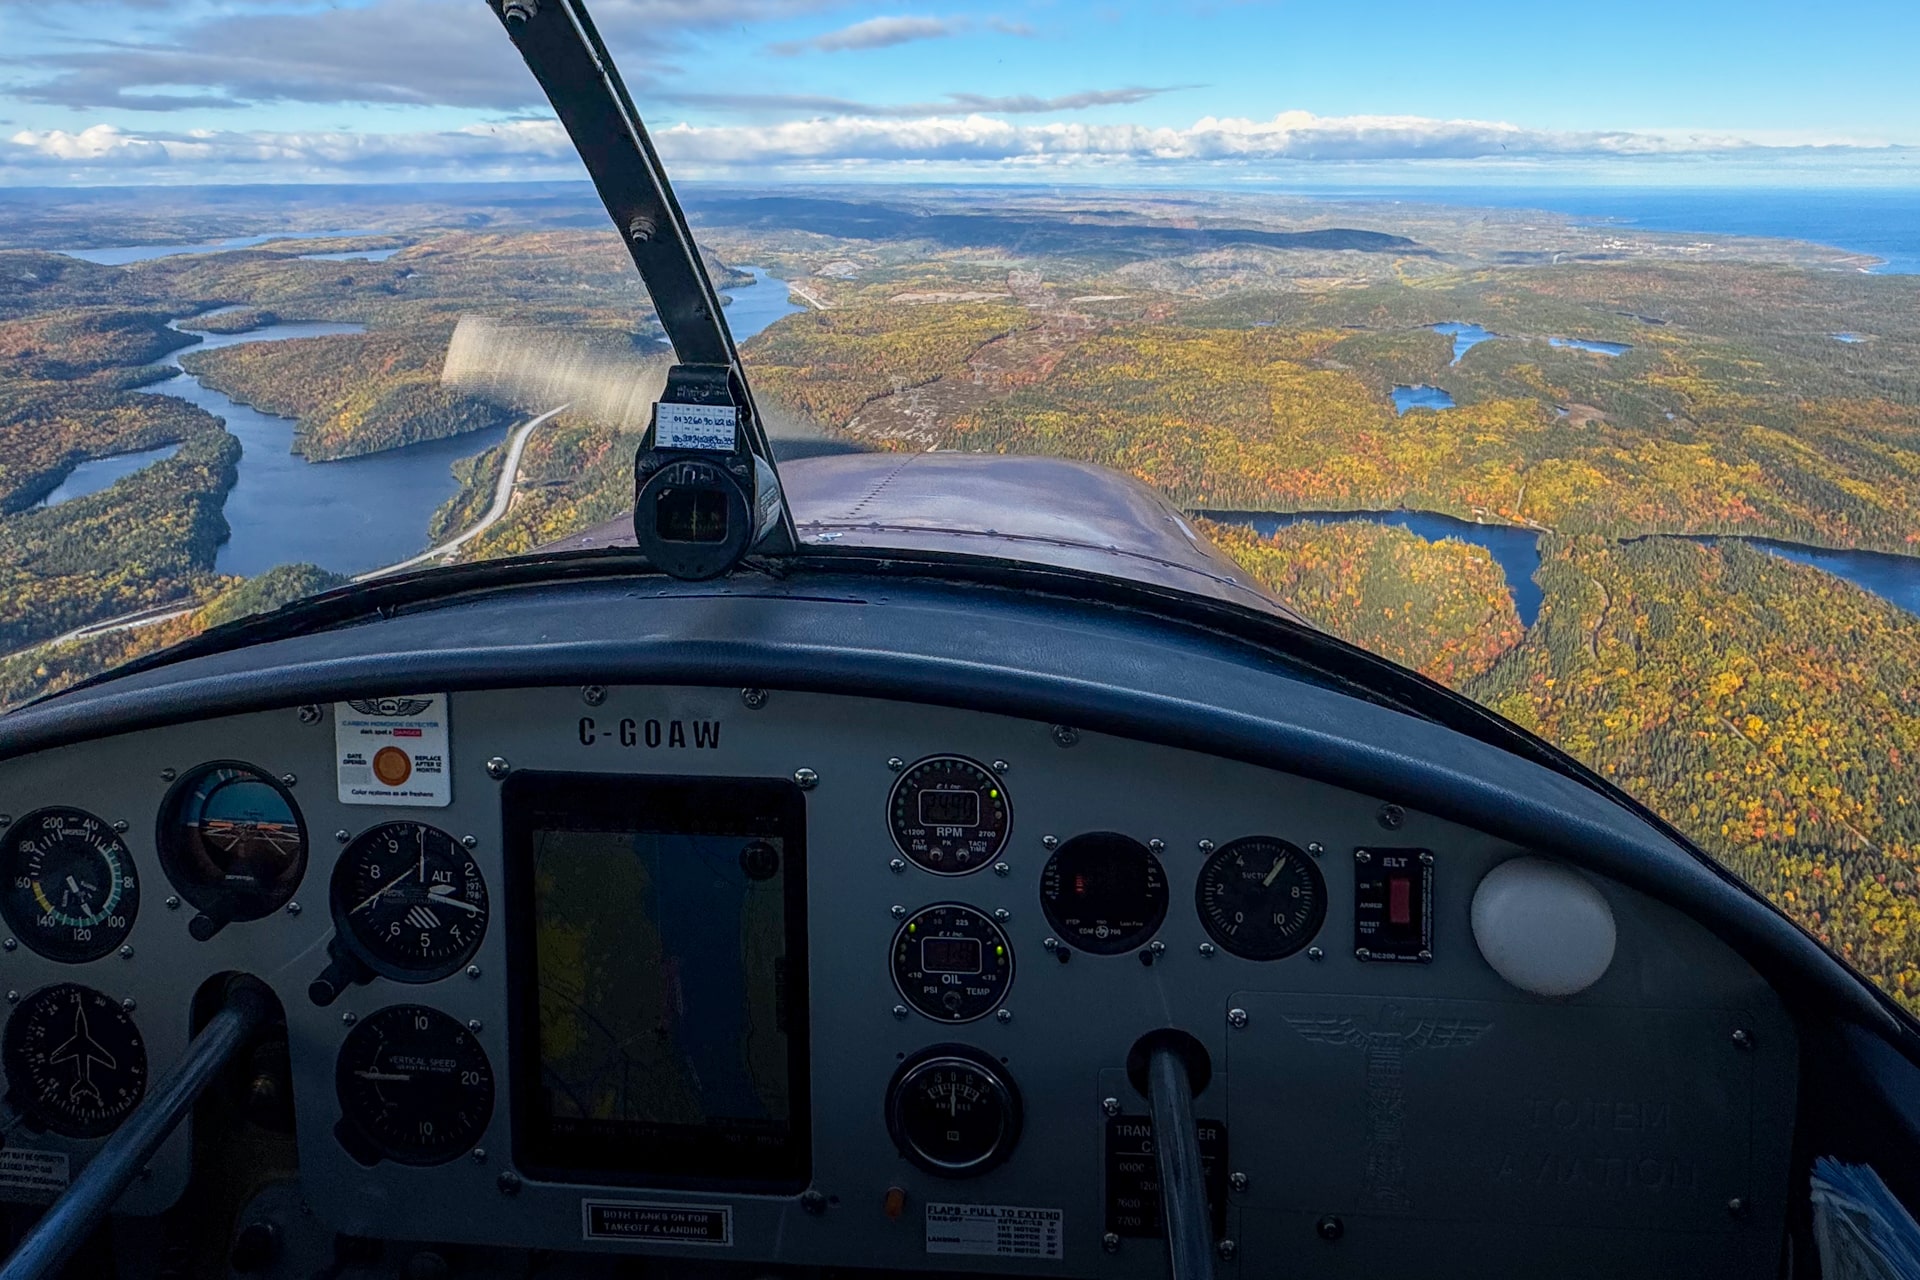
[{"x1": 888, "y1": 756, "x2": 1010, "y2": 875}]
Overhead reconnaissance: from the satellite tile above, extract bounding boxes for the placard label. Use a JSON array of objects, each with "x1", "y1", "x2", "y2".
[
  {"x1": 582, "y1": 1200, "x2": 733, "y2": 1246},
  {"x1": 334, "y1": 694, "x2": 451, "y2": 807},
  {"x1": 0, "y1": 1149, "x2": 68, "y2": 1200},
  {"x1": 656, "y1": 402, "x2": 736, "y2": 452},
  {"x1": 925, "y1": 1202, "x2": 1064, "y2": 1260}
]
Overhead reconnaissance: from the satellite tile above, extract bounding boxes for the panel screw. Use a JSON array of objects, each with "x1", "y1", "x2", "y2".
[
  {"x1": 625, "y1": 213, "x2": 656, "y2": 243},
  {"x1": 890, "y1": 905, "x2": 906, "y2": 919},
  {"x1": 1217, "y1": 1239, "x2": 1237, "y2": 1260},
  {"x1": 1308, "y1": 946, "x2": 1324, "y2": 961},
  {"x1": 1149, "y1": 838, "x2": 1165, "y2": 852},
  {"x1": 741, "y1": 688, "x2": 769, "y2": 710},
  {"x1": 800, "y1": 1189, "x2": 829, "y2": 1216},
  {"x1": 2, "y1": 939, "x2": 15, "y2": 952},
  {"x1": 471, "y1": 1148, "x2": 488, "y2": 1164},
  {"x1": 1727, "y1": 1197, "x2": 1747, "y2": 1217},
  {"x1": 113, "y1": 819, "x2": 129, "y2": 833},
  {"x1": 462, "y1": 835, "x2": 478, "y2": 849},
  {"x1": 1041, "y1": 835, "x2": 1059, "y2": 850},
  {"x1": 581, "y1": 685, "x2": 607, "y2": 707},
  {"x1": 1307, "y1": 842, "x2": 1324, "y2": 857},
  {"x1": 1199, "y1": 942, "x2": 1216, "y2": 957},
  {"x1": 1229, "y1": 1172, "x2": 1249, "y2": 1193},
  {"x1": 992, "y1": 862, "x2": 1009, "y2": 877},
  {"x1": 280, "y1": 773, "x2": 297, "y2": 788},
  {"x1": 1731, "y1": 1029, "x2": 1754, "y2": 1051},
  {"x1": 1317, "y1": 1215, "x2": 1344, "y2": 1241},
  {"x1": 4, "y1": 992, "x2": 14, "y2": 1004},
  {"x1": 160, "y1": 769, "x2": 176, "y2": 783},
  {"x1": 341, "y1": 1012, "x2": 357, "y2": 1025},
  {"x1": 164, "y1": 896, "x2": 180, "y2": 910},
  {"x1": 121, "y1": 997, "x2": 136, "y2": 1012},
  {"x1": 1355, "y1": 850, "x2": 1372, "y2": 864},
  {"x1": 892, "y1": 1005, "x2": 909, "y2": 1020},
  {"x1": 1227, "y1": 1007, "x2": 1248, "y2": 1028},
  {"x1": 1417, "y1": 949, "x2": 1433, "y2": 963},
  {"x1": 467, "y1": 1019, "x2": 483, "y2": 1033},
  {"x1": 298, "y1": 704, "x2": 322, "y2": 725},
  {"x1": 1149, "y1": 940, "x2": 1166, "y2": 956},
  {"x1": 1198, "y1": 839, "x2": 1215, "y2": 853},
  {"x1": 1051, "y1": 725, "x2": 1079, "y2": 748},
  {"x1": 0, "y1": 815, "x2": 9, "y2": 829},
  {"x1": 496, "y1": 1171, "x2": 523, "y2": 1197},
  {"x1": 1378, "y1": 804, "x2": 1405, "y2": 830},
  {"x1": 1043, "y1": 937, "x2": 1059, "y2": 951},
  {"x1": 1356, "y1": 947, "x2": 1372, "y2": 960},
  {"x1": 485, "y1": 757, "x2": 511, "y2": 781},
  {"x1": 285, "y1": 902, "x2": 301, "y2": 916},
  {"x1": 993, "y1": 908, "x2": 1010, "y2": 922},
  {"x1": 1419, "y1": 850, "x2": 1435, "y2": 865},
  {"x1": 1102, "y1": 1097, "x2": 1120, "y2": 1117},
  {"x1": 889, "y1": 858, "x2": 907, "y2": 874},
  {"x1": 465, "y1": 964, "x2": 482, "y2": 979},
  {"x1": 793, "y1": 768, "x2": 819, "y2": 791},
  {"x1": 995, "y1": 1009, "x2": 1012, "y2": 1023},
  {"x1": 335, "y1": 829, "x2": 351, "y2": 843},
  {"x1": 992, "y1": 760, "x2": 1010, "y2": 773},
  {"x1": 1102, "y1": 1233, "x2": 1120, "y2": 1254},
  {"x1": 887, "y1": 757, "x2": 905, "y2": 772}
]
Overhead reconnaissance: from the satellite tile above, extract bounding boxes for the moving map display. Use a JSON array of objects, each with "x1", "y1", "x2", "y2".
[{"x1": 505, "y1": 774, "x2": 809, "y2": 1187}]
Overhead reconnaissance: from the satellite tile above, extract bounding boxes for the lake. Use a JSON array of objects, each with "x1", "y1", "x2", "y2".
[
  {"x1": 57, "y1": 229, "x2": 378, "y2": 265},
  {"x1": 111, "y1": 267, "x2": 802, "y2": 577},
  {"x1": 1201, "y1": 509, "x2": 1920, "y2": 629},
  {"x1": 1433, "y1": 322, "x2": 1498, "y2": 365},
  {"x1": 1393, "y1": 384, "x2": 1456, "y2": 414},
  {"x1": 1549, "y1": 337, "x2": 1632, "y2": 356}
]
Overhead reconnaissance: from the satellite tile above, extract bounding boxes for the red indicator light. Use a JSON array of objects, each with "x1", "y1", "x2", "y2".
[
  {"x1": 1389, "y1": 876, "x2": 1412, "y2": 925},
  {"x1": 1074, "y1": 874, "x2": 1088, "y2": 896}
]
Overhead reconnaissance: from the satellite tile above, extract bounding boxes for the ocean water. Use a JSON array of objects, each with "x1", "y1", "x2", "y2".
[{"x1": 1318, "y1": 187, "x2": 1920, "y2": 274}]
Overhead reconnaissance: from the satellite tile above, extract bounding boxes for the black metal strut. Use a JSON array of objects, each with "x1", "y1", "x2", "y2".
[{"x1": 486, "y1": 0, "x2": 796, "y2": 552}]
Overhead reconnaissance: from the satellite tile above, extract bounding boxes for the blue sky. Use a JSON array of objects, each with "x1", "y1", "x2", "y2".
[{"x1": 3, "y1": 0, "x2": 1917, "y2": 185}]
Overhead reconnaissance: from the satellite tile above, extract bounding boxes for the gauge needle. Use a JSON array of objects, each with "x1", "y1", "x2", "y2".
[
  {"x1": 63, "y1": 875, "x2": 95, "y2": 913},
  {"x1": 427, "y1": 884, "x2": 482, "y2": 913},
  {"x1": 1262, "y1": 856, "x2": 1288, "y2": 887},
  {"x1": 354, "y1": 1070, "x2": 412, "y2": 1082},
  {"x1": 349, "y1": 864, "x2": 417, "y2": 914}
]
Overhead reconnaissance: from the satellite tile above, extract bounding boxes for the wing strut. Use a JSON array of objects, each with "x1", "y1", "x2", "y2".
[{"x1": 487, "y1": 0, "x2": 796, "y2": 553}]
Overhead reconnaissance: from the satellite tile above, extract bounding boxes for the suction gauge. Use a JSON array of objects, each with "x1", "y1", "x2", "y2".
[
  {"x1": 889, "y1": 756, "x2": 1010, "y2": 874},
  {"x1": 1196, "y1": 837, "x2": 1326, "y2": 960}
]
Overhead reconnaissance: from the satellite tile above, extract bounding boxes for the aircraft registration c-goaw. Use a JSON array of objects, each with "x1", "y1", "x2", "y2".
[{"x1": 0, "y1": 2, "x2": 1914, "y2": 1279}]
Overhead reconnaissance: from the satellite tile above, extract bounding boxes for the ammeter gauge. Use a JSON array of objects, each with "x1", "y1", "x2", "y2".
[{"x1": 885, "y1": 1045, "x2": 1022, "y2": 1176}]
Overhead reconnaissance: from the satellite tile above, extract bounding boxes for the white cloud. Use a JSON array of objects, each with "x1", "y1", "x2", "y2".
[
  {"x1": 3, "y1": 110, "x2": 1908, "y2": 184},
  {"x1": 769, "y1": 15, "x2": 957, "y2": 55}
]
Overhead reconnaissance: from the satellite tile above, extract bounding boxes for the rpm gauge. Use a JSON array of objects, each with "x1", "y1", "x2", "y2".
[
  {"x1": 1039, "y1": 832, "x2": 1167, "y2": 955},
  {"x1": 0, "y1": 808, "x2": 139, "y2": 963},
  {"x1": 331, "y1": 822, "x2": 487, "y2": 982},
  {"x1": 157, "y1": 762, "x2": 307, "y2": 936},
  {"x1": 889, "y1": 756, "x2": 1010, "y2": 875},
  {"x1": 3, "y1": 983, "x2": 147, "y2": 1138},
  {"x1": 1196, "y1": 836, "x2": 1327, "y2": 960},
  {"x1": 335, "y1": 1004, "x2": 494, "y2": 1166}
]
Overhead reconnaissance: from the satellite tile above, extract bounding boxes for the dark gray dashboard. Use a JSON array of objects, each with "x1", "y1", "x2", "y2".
[{"x1": 0, "y1": 562, "x2": 1843, "y2": 1277}]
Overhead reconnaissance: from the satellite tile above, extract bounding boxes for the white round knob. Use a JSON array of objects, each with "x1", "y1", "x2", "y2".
[{"x1": 1471, "y1": 857, "x2": 1616, "y2": 996}]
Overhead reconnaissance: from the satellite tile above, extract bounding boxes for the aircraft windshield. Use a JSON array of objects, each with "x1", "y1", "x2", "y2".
[{"x1": 2, "y1": 3, "x2": 1918, "y2": 1013}]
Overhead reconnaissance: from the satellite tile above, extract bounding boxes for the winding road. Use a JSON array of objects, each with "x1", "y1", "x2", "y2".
[{"x1": 20, "y1": 404, "x2": 567, "y2": 656}]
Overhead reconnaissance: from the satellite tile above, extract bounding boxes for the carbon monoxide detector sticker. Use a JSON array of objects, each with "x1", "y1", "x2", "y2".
[{"x1": 334, "y1": 694, "x2": 451, "y2": 807}]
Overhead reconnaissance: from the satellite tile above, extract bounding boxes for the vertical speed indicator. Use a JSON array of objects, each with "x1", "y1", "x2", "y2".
[{"x1": 888, "y1": 756, "x2": 1010, "y2": 875}]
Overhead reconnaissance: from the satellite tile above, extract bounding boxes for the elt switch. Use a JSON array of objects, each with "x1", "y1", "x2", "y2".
[{"x1": 1355, "y1": 847, "x2": 1434, "y2": 962}]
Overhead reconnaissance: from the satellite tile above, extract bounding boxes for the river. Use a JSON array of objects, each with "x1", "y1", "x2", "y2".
[
  {"x1": 1200, "y1": 510, "x2": 1920, "y2": 627},
  {"x1": 52, "y1": 266, "x2": 805, "y2": 577}
]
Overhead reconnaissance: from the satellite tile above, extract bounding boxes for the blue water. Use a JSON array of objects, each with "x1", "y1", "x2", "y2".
[
  {"x1": 1204, "y1": 509, "x2": 1546, "y2": 627},
  {"x1": 1312, "y1": 187, "x2": 1920, "y2": 275},
  {"x1": 299, "y1": 248, "x2": 400, "y2": 263},
  {"x1": 1433, "y1": 322, "x2": 1498, "y2": 365},
  {"x1": 57, "y1": 229, "x2": 376, "y2": 265},
  {"x1": 724, "y1": 266, "x2": 803, "y2": 341},
  {"x1": 1717, "y1": 539, "x2": 1920, "y2": 616},
  {"x1": 1550, "y1": 337, "x2": 1632, "y2": 356},
  {"x1": 1393, "y1": 384, "x2": 1455, "y2": 414},
  {"x1": 1833, "y1": 333, "x2": 1866, "y2": 344},
  {"x1": 37, "y1": 443, "x2": 182, "y2": 508}
]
